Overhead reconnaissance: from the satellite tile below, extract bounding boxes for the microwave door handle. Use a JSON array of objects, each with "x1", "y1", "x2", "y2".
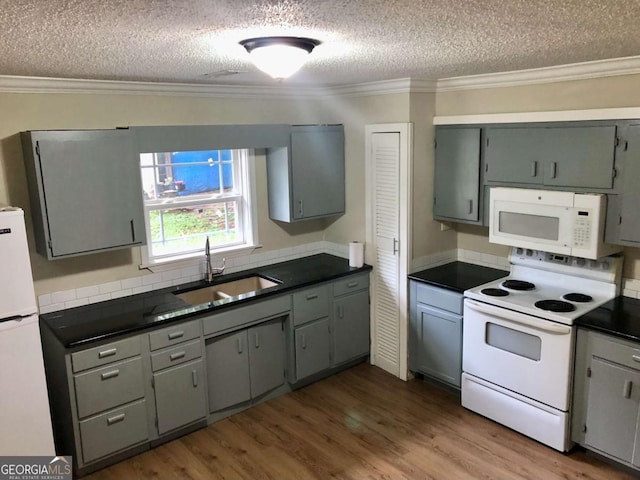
[{"x1": 465, "y1": 299, "x2": 571, "y2": 335}]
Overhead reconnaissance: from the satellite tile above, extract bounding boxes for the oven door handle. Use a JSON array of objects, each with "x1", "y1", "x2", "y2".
[{"x1": 465, "y1": 299, "x2": 572, "y2": 335}]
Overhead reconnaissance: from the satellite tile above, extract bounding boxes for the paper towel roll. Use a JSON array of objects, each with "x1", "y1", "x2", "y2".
[{"x1": 349, "y1": 241, "x2": 364, "y2": 268}]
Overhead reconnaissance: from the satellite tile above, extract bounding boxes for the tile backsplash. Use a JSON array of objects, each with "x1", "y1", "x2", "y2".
[{"x1": 38, "y1": 241, "x2": 349, "y2": 314}]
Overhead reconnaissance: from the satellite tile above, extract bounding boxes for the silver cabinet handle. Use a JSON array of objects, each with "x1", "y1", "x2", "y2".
[
  {"x1": 306, "y1": 293, "x2": 318, "y2": 300},
  {"x1": 624, "y1": 380, "x2": 633, "y2": 399},
  {"x1": 301, "y1": 333, "x2": 307, "y2": 349},
  {"x1": 192, "y1": 370, "x2": 198, "y2": 388},
  {"x1": 393, "y1": 238, "x2": 399, "y2": 255},
  {"x1": 550, "y1": 162, "x2": 557, "y2": 178},
  {"x1": 346, "y1": 281, "x2": 358, "y2": 288},
  {"x1": 130, "y1": 219, "x2": 136, "y2": 242},
  {"x1": 168, "y1": 330, "x2": 184, "y2": 340},
  {"x1": 107, "y1": 413, "x2": 125, "y2": 425},
  {"x1": 531, "y1": 161, "x2": 537, "y2": 177},
  {"x1": 632, "y1": 355, "x2": 640, "y2": 363},
  {"x1": 98, "y1": 348, "x2": 117, "y2": 359},
  {"x1": 299, "y1": 200, "x2": 304, "y2": 217},
  {"x1": 468, "y1": 199, "x2": 473, "y2": 214},
  {"x1": 170, "y1": 351, "x2": 186, "y2": 361},
  {"x1": 255, "y1": 333, "x2": 260, "y2": 349},
  {"x1": 338, "y1": 305, "x2": 344, "y2": 319},
  {"x1": 101, "y1": 369, "x2": 120, "y2": 380},
  {"x1": 237, "y1": 337, "x2": 243, "y2": 354}
]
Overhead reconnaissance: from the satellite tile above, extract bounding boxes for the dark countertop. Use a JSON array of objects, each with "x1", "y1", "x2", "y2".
[
  {"x1": 41, "y1": 254, "x2": 372, "y2": 348},
  {"x1": 576, "y1": 296, "x2": 640, "y2": 342},
  {"x1": 408, "y1": 261, "x2": 508, "y2": 293}
]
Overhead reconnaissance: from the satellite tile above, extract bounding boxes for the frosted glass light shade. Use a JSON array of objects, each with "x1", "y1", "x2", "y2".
[{"x1": 240, "y1": 37, "x2": 320, "y2": 79}]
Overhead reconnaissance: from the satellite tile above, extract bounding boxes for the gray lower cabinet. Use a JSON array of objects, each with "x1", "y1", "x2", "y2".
[
  {"x1": 572, "y1": 328, "x2": 640, "y2": 471},
  {"x1": 206, "y1": 317, "x2": 285, "y2": 413},
  {"x1": 20, "y1": 129, "x2": 146, "y2": 259},
  {"x1": 409, "y1": 280, "x2": 463, "y2": 388},
  {"x1": 153, "y1": 359, "x2": 207, "y2": 435},
  {"x1": 332, "y1": 275, "x2": 370, "y2": 366},
  {"x1": 266, "y1": 124, "x2": 345, "y2": 222},
  {"x1": 433, "y1": 127, "x2": 481, "y2": 223},
  {"x1": 295, "y1": 318, "x2": 332, "y2": 380}
]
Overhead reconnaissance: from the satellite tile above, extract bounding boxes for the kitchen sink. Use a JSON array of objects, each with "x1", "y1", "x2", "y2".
[{"x1": 175, "y1": 275, "x2": 280, "y2": 306}]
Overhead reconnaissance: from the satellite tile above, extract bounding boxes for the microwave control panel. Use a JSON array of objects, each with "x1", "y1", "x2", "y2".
[{"x1": 573, "y1": 210, "x2": 593, "y2": 248}]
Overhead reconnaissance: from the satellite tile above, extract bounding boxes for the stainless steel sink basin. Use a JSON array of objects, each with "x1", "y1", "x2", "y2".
[{"x1": 175, "y1": 275, "x2": 280, "y2": 306}]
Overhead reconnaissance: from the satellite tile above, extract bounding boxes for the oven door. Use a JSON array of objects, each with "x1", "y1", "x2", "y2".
[{"x1": 463, "y1": 298, "x2": 574, "y2": 411}]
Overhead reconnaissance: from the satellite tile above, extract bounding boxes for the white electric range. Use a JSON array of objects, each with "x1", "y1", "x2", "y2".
[{"x1": 462, "y1": 248, "x2": 622, "y2": 452}]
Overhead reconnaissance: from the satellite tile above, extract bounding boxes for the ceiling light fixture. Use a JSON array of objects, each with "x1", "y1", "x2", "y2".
[{"x1": 239, "y1": 36, "x2": 320, "y2": 79}]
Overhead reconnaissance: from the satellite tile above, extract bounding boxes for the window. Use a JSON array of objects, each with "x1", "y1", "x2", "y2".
[{"x1": 139, "y1": 148, "x2": 258, "y2": 265}]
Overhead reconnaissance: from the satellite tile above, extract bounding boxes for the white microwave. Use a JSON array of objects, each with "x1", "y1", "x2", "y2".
[{"x1": 489, "y1": 187, "x2": 621, "y2": 259}]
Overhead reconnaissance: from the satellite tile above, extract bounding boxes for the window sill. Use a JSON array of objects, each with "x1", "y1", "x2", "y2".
[{"x1": 139, "y1": 244, "x2": 263, "y2": 273}]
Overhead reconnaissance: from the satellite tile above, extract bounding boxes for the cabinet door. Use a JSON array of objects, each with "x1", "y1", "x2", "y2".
[
  {"x1": 27, "y1": 129, "x2": 145, "y2": 258},
  {"x1": 291, "y1": 126, "x2": 345, "y2": 220},
  {"x1": 415, "y1": 304, "x2": 462, "y2": 387},
  {"x1": 153, "y1": 359, "x2": 207, "y2": 435},
  {"x1": 248, "y1": 318, "x2": 285, "y2": 398},
  {"x1": 332, "y1": 290, "x2": 370, "y2": 365},
  {"x1": 433, "y1": 127, "x2": 481, "y2": 222},
  {"x1": 295, "y1": 318, "x2": 331, "y2": 380},
  {"x1": 619, "y1": 124, "x2": 640, "y2": 243},
  {"x1": 485, "y1": 127, "x2": 544, "y2": 185},
  {"x1": 541, "y1": 126, "x2": 616, "y2": 188},
  {"x1": 206, "y1": 331, "x2": 251, "y2": 412},
  {"x1": 584, "y1": 357, "x2": 640, "y2": 463}
]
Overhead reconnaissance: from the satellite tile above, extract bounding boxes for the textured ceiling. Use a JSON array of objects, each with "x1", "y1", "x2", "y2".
[{"x1": 1, "y1": 0, "x2": 640, "y2": 86}]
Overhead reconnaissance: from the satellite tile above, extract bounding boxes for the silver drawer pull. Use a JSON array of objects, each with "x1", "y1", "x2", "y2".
[
  {"x1": 170, "y1": 351, "x2": 186, "y2": 361},
  {"x1": 101, "y1": 369, "x2": 120, "y2": 380},
  {"x1": 192, "y1": 370, "x2": 198, "y2": 388},
  {"x1": 107, "y1": 413, "x2": 125, "y2": 425},
  {"x1": 98, "y1": 348, "x2": 117, "y2": 359},
  {"x1": 632, "y1": 355, "x2": 640, "y2": 363},
  {"x1": 306, "y1": 294, "x2": 318, "y2": 300},
  {"x1": 168, "y1": 331, "x2": 184, "y2": 340},
  {"x1": 346, "y1": 282, "x2": 359, "y2": 288}
]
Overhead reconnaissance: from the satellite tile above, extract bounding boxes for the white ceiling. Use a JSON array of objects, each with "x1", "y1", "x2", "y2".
[{"x1": 2, "y1": 0, "x2": 640, "y2": 87}]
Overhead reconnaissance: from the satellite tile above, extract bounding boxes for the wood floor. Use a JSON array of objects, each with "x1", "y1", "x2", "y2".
[{"x1": 86, "y1": 364, "x2": 635, "y2": 480}]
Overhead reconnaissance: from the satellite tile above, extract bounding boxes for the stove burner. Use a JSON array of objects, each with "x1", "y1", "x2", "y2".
[
  {"x1": 535, "y1": 300, "x2": 576, "y2": 313},
  {"x1": 481, "y1": 288, "x2": 509, "y2": 297},
  {"x1": 563, "y1": 293, "x2": 593, "y2": 303},
  {"x1": 502, "y1": 280, "x2": 535, "y2": 291}
]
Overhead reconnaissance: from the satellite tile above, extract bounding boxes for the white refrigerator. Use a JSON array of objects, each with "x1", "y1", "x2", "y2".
[{"x1": 0, "y1": 207, "x2": 55, "y2": 455}]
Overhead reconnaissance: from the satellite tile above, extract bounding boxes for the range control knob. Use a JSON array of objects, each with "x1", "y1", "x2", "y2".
[
  {"x1": 576, "y1": 258, "x2": 586, "y2": 266},
  {"x1": 516, "y1": 248, "x2": 524, "y2": 255},
  {"x1": 526, "y1": 249, "x2": 533, "y2": 256}
]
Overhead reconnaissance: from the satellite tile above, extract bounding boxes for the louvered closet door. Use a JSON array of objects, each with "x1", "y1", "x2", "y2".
[{"x1": 371, "y1": 132, "x2": 401, "y2": 377}]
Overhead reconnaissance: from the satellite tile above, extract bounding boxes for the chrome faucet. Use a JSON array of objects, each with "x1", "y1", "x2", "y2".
[{"x1": 205, "y1": 237, "x2": 225, "y2": 282}]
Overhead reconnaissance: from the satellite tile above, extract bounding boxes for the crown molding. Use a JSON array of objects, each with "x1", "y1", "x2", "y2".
[
  {"x1": 437, "y1": 55, "x2": 640, "y2": 91},
  {"x1": 0, "y1": 75, "x2": 435, "y2": 98}
]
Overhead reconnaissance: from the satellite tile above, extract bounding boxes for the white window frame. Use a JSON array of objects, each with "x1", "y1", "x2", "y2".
[{"x1": 139, "y1": 149, "x2": 260, "y2": 270}]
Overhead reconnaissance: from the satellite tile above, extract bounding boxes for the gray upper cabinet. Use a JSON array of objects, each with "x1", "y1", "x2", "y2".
[
  {"x1": 266, "y1": 125, "x2": 345, "y2": 222},
  {"x1": 617, "y1": 124, "x2": 640, "y2": 245},
  {"x1": 433, "y1": 127, "x2": 481, "y2": 223},
  {"x1": 485, "y1": 124, "x2": 617, "y2": 189},
  {"x1": 21, "y1": 129, "x2": 145, "y2": 259}
]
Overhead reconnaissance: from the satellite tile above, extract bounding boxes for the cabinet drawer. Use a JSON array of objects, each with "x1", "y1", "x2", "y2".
[
  {"x1": 74, "y1": 357, "x2": 145, "y2": 419},
  {"x1": 293, "y1": 285, "x2": 329, "y2": 326},
  {"x1": 71, "y1": 336, "x2": 141, "y2": 373},
  {"x1": 79, "y1": 399, "x2": 148, "y2": 464},
  {"x1": 415, "y1": 283, "x2": 463, "y2": 315},
  {"x1": 333, "y1": 274, "x2": 369, "y2": 297},
  {"x1": 202, "y1": 295, "x2": 290, "y2": 337},
  {"x1": 149, "y1": 320, "x2": 200, "y2": 351},
  {"x1": 592, "y1": 334, "x2": 640, "y2": 371},
  {"x1": 151, "y1": 340, "x2": 202, "y2": 372}
]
